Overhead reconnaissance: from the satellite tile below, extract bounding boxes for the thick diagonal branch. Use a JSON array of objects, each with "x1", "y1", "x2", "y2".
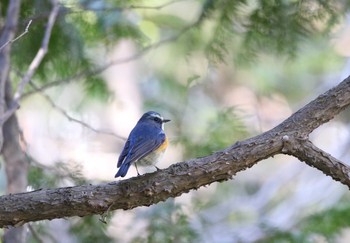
[{"x1": 0, "y1": 76, "x2": 349, "y2": 227}]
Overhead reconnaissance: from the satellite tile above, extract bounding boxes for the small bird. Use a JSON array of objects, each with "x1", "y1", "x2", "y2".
[{"x1": 115, "y1": 111, "x2": 170, "y2": 178}]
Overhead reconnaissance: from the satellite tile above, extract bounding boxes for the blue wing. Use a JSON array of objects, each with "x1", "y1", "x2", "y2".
[
  {"x1": 117, "y1": 139, "x2": 130, "y2": 168},
  {"x1": 125, "y1": 126, "x2": 165, "y2": 164},
  {"x1": 115, "y1": 123, "x2": 165, "y2": 177}
]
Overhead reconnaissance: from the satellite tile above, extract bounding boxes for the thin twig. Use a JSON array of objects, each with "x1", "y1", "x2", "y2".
[
  {"x1": 27, "y1": 223, "x2": 44, "y2": 243},
  {"x1": 21, "y1": 21, "x2": 198, "y2": 99},
  {"x1": 99, "y1": 202, "x2": 115, "y2": 224},
  {"x1": 25, "y1": 0, "x2": 186, "y2": 21},
  {"x1": 13, "y1": 2, "x2": 59, "y2": 101},
  {"x1": 1, "y1": 1, "x2": 60, "y2": 126},
  {"x1": 129, "y1": 0, "x2": 186, "y2": 10},
  {"x1": 29, "y1": 82, "x2": 126, "y2": 140},
  {"x1": 80, "y1": 0, "x2": 187, "y2": 12},
  {"x1": 0, "y1": 20, "x2": 32, "y2": 52}
]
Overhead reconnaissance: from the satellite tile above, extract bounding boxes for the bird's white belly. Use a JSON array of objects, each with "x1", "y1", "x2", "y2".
[{"x1": 137, "y1": 151, "x2": 165, "y2": 166}]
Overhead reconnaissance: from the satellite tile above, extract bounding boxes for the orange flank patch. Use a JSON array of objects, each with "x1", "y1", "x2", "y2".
[{"x1": 156, "y1": 136, "x2": 168, "y2": 152}]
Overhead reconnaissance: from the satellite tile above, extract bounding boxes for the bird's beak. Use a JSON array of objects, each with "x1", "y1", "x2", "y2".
[{"x1": 163, "y1": 119, "x2": 171, "y2": 123}]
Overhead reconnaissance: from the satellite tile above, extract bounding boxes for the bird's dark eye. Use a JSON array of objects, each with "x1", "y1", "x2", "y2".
[{"x1": 153, "y1": 117, "x2": 162, "y2": 123}]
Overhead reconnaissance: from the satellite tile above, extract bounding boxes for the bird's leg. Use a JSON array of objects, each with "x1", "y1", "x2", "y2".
[
  {"x1": 135, "y1": 163, "x2": 140, "y2": 176},
  {"x1": 155, "y1": 166, "x2": 161, "y2": 171}
]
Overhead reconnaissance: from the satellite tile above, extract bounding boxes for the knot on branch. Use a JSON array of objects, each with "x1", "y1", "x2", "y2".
[{"x1": 281, "y1": 134, "x2": 307, "y2": 155}]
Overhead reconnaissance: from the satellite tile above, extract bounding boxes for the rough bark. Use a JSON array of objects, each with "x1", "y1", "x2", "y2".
[
  {"x1": 2, "y1": 107, "x2": 28, "y2": 239},
  {"x1": 0, "y1": 75, "x2": 349, "y2": 228},
  {"x1": 3, "y1": 82, "x2": 28, "y2": 194},
  {"x1": 0, "y1": 1, "x2": 29, "y2": 241},
  {"x1": 0, "y1": 0, "x2": 21, "y2": 150}
]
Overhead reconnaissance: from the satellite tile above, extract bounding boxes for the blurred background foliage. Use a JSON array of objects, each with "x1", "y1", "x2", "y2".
[{"x1": 1, "y1": 0, "x2": 350, "y2": 242}]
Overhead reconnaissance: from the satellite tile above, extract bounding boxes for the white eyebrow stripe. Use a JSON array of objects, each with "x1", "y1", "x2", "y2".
[{"x1": 150, "y1": 113, "x2": 163, "y2": 120}]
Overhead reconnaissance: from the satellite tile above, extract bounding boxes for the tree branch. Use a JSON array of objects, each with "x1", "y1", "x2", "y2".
[
  {"x1": 20, "y1": 20, "x2": 199, "y2": 99},
  {"x1": 0, "y1": 75, "x2": 350, "y2": 227},
  {"x1": 0, "y1": 0, "x2": 21, "y2": 150},
  {"x1": 282, "y1": 137, "x2": 350, "y2": 185},
  {"x1": 1, "y1": 0, "x2": 60, "y2": 127},
  {"x1": 86, "y1": 0, "x2": 186, "y2": 11},
  {"x1": 0, "y1": 20, "x2": 32, "y2": 52},
  {"x1": 24, "y1": 0, "x2": 187, "y2": 23},
  {"x1": 28, "y1": 81, "x2": 126, "y2": 140}
]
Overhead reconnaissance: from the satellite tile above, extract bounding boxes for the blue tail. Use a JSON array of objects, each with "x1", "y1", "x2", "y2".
[{"x1": 115, "y1": 162, "x2": 131, "y2": 178}]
